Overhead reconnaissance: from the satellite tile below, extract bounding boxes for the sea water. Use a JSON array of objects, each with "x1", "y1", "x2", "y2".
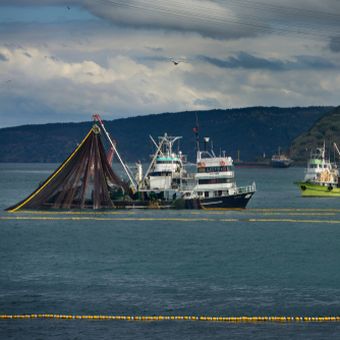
[{"x1": 0, "y1": 163, "x2": 339, "y2": 339}]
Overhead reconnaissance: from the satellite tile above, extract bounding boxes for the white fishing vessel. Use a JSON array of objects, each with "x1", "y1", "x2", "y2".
[
  {"x1": 138, "y1": 132, "x2": 256, "y2": 209},
  {"x1": 297, "y1": 142, "x2": 340, "y2": 197},
  {"x1": 180, "y1": 136, "x2": 256, "y2": 209},
  {"x1": 7, "y1": 116, "x2": 256, "y2": 211}
]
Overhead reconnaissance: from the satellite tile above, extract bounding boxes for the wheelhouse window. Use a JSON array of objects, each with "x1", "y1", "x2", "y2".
[
  {"x1": 197, "y1": 166, "x2": 234, "y2": 173},
  {"x1": 157, "y1": 160, "x2": 181, "y2": 164},
  {"x1": 150, "y1": 171, "x2": 172, "y2": 176},
  {"x1": 198, "y1": 178, "x2": 232, "y2": 184}
]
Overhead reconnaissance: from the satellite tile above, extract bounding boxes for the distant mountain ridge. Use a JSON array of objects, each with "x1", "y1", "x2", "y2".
[
  {"x1": 290, "y1": 106, "x2": 340, "y2": 161},
  {"x1": 0, "y1": 106, "x2": 333, "y2": 163}
]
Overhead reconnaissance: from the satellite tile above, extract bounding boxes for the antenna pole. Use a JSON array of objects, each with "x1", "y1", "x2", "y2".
[{"x1": 142, "y1": 136, "x2": 165, "y2": 184}]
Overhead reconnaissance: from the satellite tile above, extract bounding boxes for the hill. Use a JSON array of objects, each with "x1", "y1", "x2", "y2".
[
  {"x1": 0, "y1": 106, "x2": 333, "y2": 163},
  {"x1": 290, "y1": 106, "x2": 340, "y2": 162}
]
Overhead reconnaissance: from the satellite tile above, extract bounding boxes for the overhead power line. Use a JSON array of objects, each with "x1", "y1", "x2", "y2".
[{"x1": 91, "y1": 0, "x2": 340, "y2": 41}]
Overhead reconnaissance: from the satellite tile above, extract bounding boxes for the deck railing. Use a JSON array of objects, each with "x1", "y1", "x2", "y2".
[{"x1": 236, "y1": 182, "x2": 256, "y2": 194}]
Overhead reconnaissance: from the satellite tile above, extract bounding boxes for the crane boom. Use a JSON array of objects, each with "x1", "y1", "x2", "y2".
[
  {"x1": 142, "y1": 136, "x2": 165, "y2": 185},
  {"x1": 333, "y1": 142, "x2": 340, "y2": 158},
  {"x1": 92, "y1": 114, "x2": 137, "y2": 191}
]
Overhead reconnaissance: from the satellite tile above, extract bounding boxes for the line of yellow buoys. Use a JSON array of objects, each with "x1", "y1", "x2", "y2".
[
  {"x1": 0, "y1": 216, "x2": 220, "y2": 222},
  {"x1": 14, "y1": 210, "x2": 136, "y2": 215},
  {"x1": 1, "y1": 216, "x2": 340, "y2": 224},
  {"x1": 8, "y1": 208, "x2": 340, "y2": 215},
  {"x1": 0, "y1": 314, "x2": 339, "y2": 323}
]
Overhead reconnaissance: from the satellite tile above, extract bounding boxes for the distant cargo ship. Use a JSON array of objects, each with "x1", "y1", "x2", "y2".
[
  {"x1": 233, "y1": 150, "x2": 270, "y2": 168},
  {"x1": 233, "y1": 160, "x2": 271, "y2": 168},
  {"x1": 270, "y1": 147, "x2": 293, "y2": 168}
]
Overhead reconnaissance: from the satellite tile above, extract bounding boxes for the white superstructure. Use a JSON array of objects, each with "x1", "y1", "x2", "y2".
[
  {"x1": 193, "y1": 150, "x2": 237, "y2": 199},
  {"x1": 304, "y1": 144, "x2": 338, "y2": 185},
  {"x1": 142, "y1": 133, "x2": 187, "y2": 191}
]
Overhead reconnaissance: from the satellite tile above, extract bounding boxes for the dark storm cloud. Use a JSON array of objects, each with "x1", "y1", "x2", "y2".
[
  {"x1": 2, "y1": 0, "x2": 340, "y2": 41},
  {"x1": 200, "y1": 53, "x2": 283, "y2": 70},
  {"x1": 0, "y1": 0, "x2": 266, "y2": 40},
  {"x1": 295, "y1": 56, "x2": 336, "y2": 70},
  {"x1": 1, "y1": 0, "x2": 340, "y2": 128},
  {"x1": 0, "y1": 0, "x2": 70, "y2": 5},
  {"x1": 329, "y1": 36, "x2": 340, "y2": 52},
  {"x1": 199, "y1": 53, "x2": 336, "y2": 71}
]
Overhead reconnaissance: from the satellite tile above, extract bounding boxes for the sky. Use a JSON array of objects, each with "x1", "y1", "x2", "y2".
[{"x1": 0, "y1": 0, "x2": 340, "y2": 127}]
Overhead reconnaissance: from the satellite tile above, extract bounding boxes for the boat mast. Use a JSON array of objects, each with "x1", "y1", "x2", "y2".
[
  {"x1": 322, "y1": 140, "x2": 326, "y2": 160},
  {"x1": 194, "y1": 113, "x2": 200, "y2": 160},
  {"x1": 92, "y1": 114, "x2": 138, "y2": 192},
  {"x1": 142, "y1": 135, "x2": 166, "y2": 185}
]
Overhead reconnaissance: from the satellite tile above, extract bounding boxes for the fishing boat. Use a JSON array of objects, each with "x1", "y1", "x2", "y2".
[
  {"x1": 297, "y1": 142, "x2": 340, "y2": 197},
  {"x1": 6, "y1": 116, "x2": 256, "y2": 211},
  {"x1": 271, "y1": 147, "x2": 293, "y2": 168},
  {"x1": 180, "y1": 137, "x2": 256, "y2": 209},
  {"x1": 120, "y1": 133, "x2": 190, "y2": 208}
]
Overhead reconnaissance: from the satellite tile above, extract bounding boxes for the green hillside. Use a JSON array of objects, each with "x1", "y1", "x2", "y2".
[
  {"x1": 0, "y1": 106, "x2": 332, "y2": 163},
  {"x1": 290, "y1": 106, "x2": 340, "y2": 162}
]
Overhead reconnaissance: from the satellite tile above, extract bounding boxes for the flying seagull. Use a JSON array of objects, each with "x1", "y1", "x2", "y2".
[{"x1": 170, "y1": 58, "x2": 186, "y2": 66}]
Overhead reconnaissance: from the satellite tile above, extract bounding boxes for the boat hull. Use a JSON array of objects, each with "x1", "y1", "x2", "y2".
[
  {"x1": 196, "y1": 191, "x2": 255, "y2": 209},
  {"x1": 111, "y1": 191, "x2": 255, "y2": 210},
  {"x1": 234, "y1": 161, "x2": 270, "y2": 168},
  {"x1": 297, "y1": 182, "x2": 340, "y2": 197},
  {"x1": 271, "y1": 159, "x2": 293, "y2": 168}
]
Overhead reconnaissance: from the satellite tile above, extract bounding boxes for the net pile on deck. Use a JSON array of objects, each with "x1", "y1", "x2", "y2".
[{"x1": 7, "y1": 125, "x2": 126, "y2": 211}]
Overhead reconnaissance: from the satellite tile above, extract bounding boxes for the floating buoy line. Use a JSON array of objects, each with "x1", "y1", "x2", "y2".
[
  {"x1": 2, "y1": 216, "x2": 340, "y2": 224},
  {"x1": 3, "y1": 207, "x2": 340, "y2": 223},
  {"x1": 0, "y1": 314, "x2": 340, "y2": 323}
]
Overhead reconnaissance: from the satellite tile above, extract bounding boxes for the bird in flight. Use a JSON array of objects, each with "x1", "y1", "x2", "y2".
[{"x1": 170, "y1": 58, "x2": 186, "y2": 66}]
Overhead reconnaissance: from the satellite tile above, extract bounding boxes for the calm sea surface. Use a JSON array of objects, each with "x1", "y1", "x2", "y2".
[{"x1": 0, "y1": 163, "x2": 340, "y2": 339}]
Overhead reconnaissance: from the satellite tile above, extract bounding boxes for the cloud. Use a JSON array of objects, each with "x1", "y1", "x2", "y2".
[
  {"x1": 329, "y1": 36, "x2": 340, "y2": 52},
  {"x1": 146, "y1": 46, "x2": 164, "y2": 53},
  {"x1": 82, "y1": 0, "x2": 262, "y2": 40},
  {"x1": 193, "y1": 98, "x2": 221, "y2": 108},
  {"x1": 199, "y1": 52, "x2": 336, "y2": 71},
  {"x1": 0, "y1": 52, "x2": 8, "y2": 61},
  {"x1": 0, "y1": 2, "x2": 340, "y2": 127},
  {"x1": 0, "y1": 45, "x2": 205, "y2": 125},
  {"x1": 1, "y1": 0, "x2": 340, "y2": 41}
]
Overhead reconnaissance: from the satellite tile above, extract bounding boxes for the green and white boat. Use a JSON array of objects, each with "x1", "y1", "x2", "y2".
[{"x1": 297, "y1": 143, "x2": 340, "y2": 197}]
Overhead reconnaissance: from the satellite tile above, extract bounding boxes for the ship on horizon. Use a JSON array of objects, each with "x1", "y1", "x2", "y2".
[
  {"x1": 234, "y1": 148, "x2": 293, "y2": 168},
  {"x1": 270, "y1": 147, "x2": 293, "y2": 168}
]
